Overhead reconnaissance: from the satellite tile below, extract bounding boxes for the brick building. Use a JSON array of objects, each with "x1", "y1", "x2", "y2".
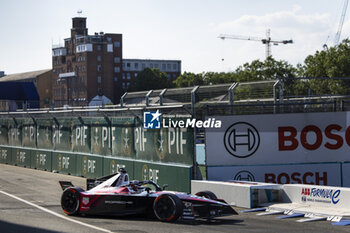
[
  {"x1": 52, "y1": 17, "x2": 122, "y2": 106},
  {"x1": 52, "y1": 17, "x2": 181, "y2": 106}
]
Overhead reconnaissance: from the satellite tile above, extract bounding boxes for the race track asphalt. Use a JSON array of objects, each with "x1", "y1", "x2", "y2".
[{"x1": 0, "y1": 163, "x2": 349, "y2": 233}]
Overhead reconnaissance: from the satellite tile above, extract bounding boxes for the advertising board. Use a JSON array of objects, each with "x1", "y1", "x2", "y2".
[
  {"x1": 206, "y1": 112, "x2": 350, "y2": 166},
  {"x1": 207, "y1": 163, "x2": 342, "y2": 186}
]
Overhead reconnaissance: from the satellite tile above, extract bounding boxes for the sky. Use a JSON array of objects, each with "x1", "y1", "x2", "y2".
[{"x1": 0, "y1": 0, "x2": 349, "y2": 74}]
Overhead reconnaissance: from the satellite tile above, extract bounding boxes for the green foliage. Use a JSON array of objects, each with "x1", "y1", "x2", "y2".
[
  {"x1": 173, "y1": 72, "x2": 204, "y2": 87},
  {"x1": 128, "y1": 68, "x2": 174, "y2": 91},
  {"x1": 235, "y1": 56, "x2": 297, "y2": 81},
  {"x1": 174, "y1": 57, "x2": 298, "y2": 89},
  {"x1": 299, "y1": 39, "x2": 350, "y2": 95}
]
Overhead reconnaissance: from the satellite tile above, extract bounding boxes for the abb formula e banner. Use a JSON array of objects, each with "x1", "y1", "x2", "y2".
[
  {"x1": 207, "y1": 163, "x2": 342, "y2": 187},
  {"x1": 206, "y1": 112, "x2": 350, "y2": 166}
]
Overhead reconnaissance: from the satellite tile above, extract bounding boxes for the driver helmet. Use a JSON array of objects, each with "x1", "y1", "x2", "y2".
[{"x1": 130, "y1": 180, "x2": 140, "y2": 191}]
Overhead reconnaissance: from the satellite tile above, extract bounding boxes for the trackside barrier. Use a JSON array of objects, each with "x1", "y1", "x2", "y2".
[
  {"x1": 12, "y1": 147, "x2": 32, "y2": 168},
  {"x1": 52, "y1": 151, "x2": 78, "y2": 176},
  {"x1": 134, "y1": 161, "x2": 192, "y2": 193},
  {"x1": 0, "y1": 146, "x2": 12, "y2": 164},
  {"x1": 76, "y1": 154, "x2": 103, "y2": 178},
  {"x1": 192, "y1": 180, "x2": 350, "y2": 220},
  {"x1": 102, "y1": 156, "x2": 134, "y2": 177},
  {"x1": 31, "y1": 149, "x2": 52, "y2": 171},
  {"x1": 0, "y1": 144, "x2": 193, "y2": 193},
  {"x1": 191, "y1": 180, "x2": 282, "y2": 208}
]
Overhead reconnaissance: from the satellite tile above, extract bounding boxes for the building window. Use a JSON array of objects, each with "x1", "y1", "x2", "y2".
[
  {"x1": 127, "y1": 82, "x2": 130, "y2": 87},
  {"x1": 97, "y1": 65, "x2": 102, "y2": 72},
  {"x1": 135, "y1": 73, "x2": 138, "y2": 77},
  {"x1": 150, "y1": 63, "x2": 154, "y2": 68},
  {"x1": 162, "y1": 64, "x2": 166, "y2": 71},
  {"x1": 142, "y1": 63, "x2": 146, "y2": 69},
  {"x1": 167, "y1": 74, "x2": 171, "y2": 78},
  {"x1": 122, "y1": 73, "x2": 126, "y2": 80},
  {"x1": 114, "y1": 57, "x2": 120, "y2": 63},
  {"x1": 114, "y1": 77, "x2": 118, "y2": 82},
  {"x1": 114, "y1": 41, "x2": 120, "y2": 47},
  {"x1": 155, "y1": 63, "x2": 159, "y2": 69},
  {"x1": 97, "y1": 56, "x2": 101, "y2": 62},
  {"x1": 114, "y1": 66, "x2": 120, "y2": 73},
  {"x1": 167, "y1": 64, "x2": 171, "y2": 70},
  {"x1": 97, "y1": 76, "x2": 102, "y2": 83},
  {"x1": 122, "y1": 83, "x2": 125, "y2": 89},
  {"x1": 173, "y1": 74, "x2": 177, "y2": 78},
  {"x1": 107, "y1": 44, "x2": 113, "y2": 52},
  {"x1": 127, "y1": 63, "x2": 131, "y2": 68},
  {"x1": 134, "y1": 63, "x2": 139, "y2": 69},
  {"x1": 97, "y1": 45, "x2": 102, "y2": 51},
  {"x1": 127, "y1": 73, "x2": 131, "y2": 80},
  {"x1": 173, "y1": 64, "x2": 177, "y2": 70}
]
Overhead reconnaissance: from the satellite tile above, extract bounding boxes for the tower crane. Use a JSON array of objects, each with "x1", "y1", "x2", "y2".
[
  {"x1": 334, "y1": 0, "x2": 349, "y2": 45},
  {"x1": 218, "y1": 29, "x2": 293, "y2": 59}
]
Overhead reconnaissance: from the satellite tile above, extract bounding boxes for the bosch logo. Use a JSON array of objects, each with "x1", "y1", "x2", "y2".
[
  {"x1": 224, "y1": 122, "x2": 260, "y2": 158},
  {"x1": 234, "y1": 171, "x2": 255, "y2": 181}
]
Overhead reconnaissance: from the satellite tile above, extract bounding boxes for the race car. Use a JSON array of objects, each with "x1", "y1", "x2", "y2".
[{"x1": 59, "y1": 168, "x2": 237, "y2": 222}]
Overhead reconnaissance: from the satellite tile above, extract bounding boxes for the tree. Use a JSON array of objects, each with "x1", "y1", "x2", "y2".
[
  {"x1": 173, "y1": 72, "x2": 204, "y2": 87},
  {"x1": 299, "y1": 39, "x2": 350, "y2": 95},
  {"x1": 235, "y1": 56, "x2": 297, "y2": 81},
  {"x1": 128, "y1": 68, "x2": 174, "y2": 91}
]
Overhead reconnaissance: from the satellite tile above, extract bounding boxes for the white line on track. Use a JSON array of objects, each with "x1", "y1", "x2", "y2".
[{"x1": 0, "y1": 190, "x2": 113, "y2": 233}]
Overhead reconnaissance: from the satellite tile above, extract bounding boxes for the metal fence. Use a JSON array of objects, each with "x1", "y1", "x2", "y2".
[{"x1": 3, "y1": 78, "x2": 350, "y2": 119}]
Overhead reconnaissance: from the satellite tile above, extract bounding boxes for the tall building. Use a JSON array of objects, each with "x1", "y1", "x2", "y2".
[
  {"x1": 52, "y1": 17, "x2": 122, "y2": 106},
  {"x1": 52, "y1": 17, "x2": 182, "y2": 106},
  {"x1": 122, "y1": 59, "x2": 181, "y2": 90}
]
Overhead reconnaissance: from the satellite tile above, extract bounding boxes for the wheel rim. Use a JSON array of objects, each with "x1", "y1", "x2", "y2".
[
  {"x1": 62, "y1": 190, "x2": 78, "y2": 213},
  {"x1": 154, "y1": 196, "x2": 175, "y2": 220}
]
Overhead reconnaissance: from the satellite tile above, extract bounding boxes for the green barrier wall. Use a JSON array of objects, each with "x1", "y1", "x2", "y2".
[
  {"x1": 76, "y1": 154, "x2": 103, "y2": 178},
  {"x1": 133, "y1": 161, "x2": 191, "y2": 192},
  {"x1": 0, "y1": 116, "x2": 194, "y2": 192},
  {"x1": 31, "y1": 150, "x2": 52, "y2": 171},
  {"x1": 102, "y1": 157, "x2": 134, "y2": 177},
  {"x1": 0, "y1": 146, "x2": 12, "y2": 164},
  {"x1": 12, "y1": 147, "x2": 32, "y2": 167},
  {"x1": 52, "y1": 152, "x2": 77, "y2": 176}
]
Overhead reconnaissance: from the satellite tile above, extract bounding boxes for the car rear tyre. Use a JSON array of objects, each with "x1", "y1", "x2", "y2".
[
  {"x1": 195, "y1": 190, "x2": 217, "y2": 200},
  {"x1": 153, "y1": 194, "x2": 183, "y2": 222},
  {"x1": 61, "y1": 187, "x2": 84, "y2": 215}
]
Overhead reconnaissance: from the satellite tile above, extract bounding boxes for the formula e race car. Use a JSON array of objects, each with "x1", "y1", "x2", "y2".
[{"x1": 59, "y1": 169, "x2": 237, "y2": 222}]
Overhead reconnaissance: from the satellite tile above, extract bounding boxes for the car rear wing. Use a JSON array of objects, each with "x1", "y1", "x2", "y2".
[
  {"x1": 86, "y1": 173, "x2": 118, "y2": 190},
  {"x1": 59, "y1": 181, "x2": 74, "y2": 191}
]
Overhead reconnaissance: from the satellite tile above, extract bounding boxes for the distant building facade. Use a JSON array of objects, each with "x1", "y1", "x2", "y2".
[
  {"x1": 0, "y1": 69, "x2": 52, "y2": 108},
  {"x1": 51, "y1": 17, "x2": 181, "y2": 107},
  {"x1": 52, "y1": 17, "x2": 122, "y2": 106},
  {"x1": 122, "y1": 59, "x2": 181, "y2": 89}
]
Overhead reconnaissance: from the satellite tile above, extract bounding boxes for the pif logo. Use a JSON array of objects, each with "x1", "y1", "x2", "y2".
[
  {"x1": 224, "y1": 122, "x2": 260, "y2": 158},
  {"x1": 143, "y1": 110, "x2": 161, "y2": 129}
]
